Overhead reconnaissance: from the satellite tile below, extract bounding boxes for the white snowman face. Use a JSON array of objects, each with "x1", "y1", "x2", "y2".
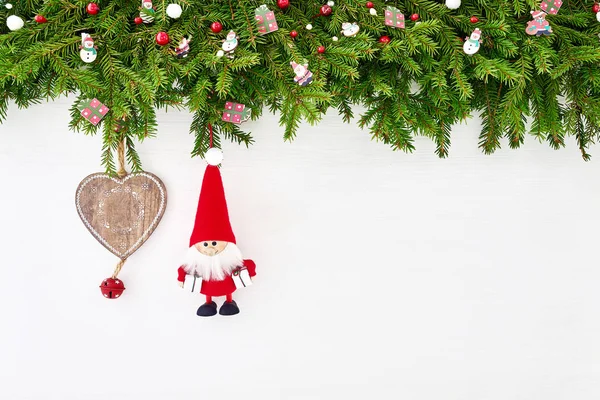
[
  {"x1": 83, "y1": 40, "x2": 94, "y2": 49},
  {"x1": 463, "y1": 40, "x2": 479, "y2": 55},
  {"x1": 342, "y1": 23, "x2": 360, "y2": 37},
  {"x1": 80, "y1": 48, "x2": 97, "y2": 63},
  {"x1": 222, "y1": 39, "x2": 237, "y2": 52}
]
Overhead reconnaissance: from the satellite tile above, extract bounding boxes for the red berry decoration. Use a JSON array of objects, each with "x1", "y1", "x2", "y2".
[
  {"x1": 290, "y1": 30, "x2": 298, "y2": 38},
  {"x1": 593, "y1": 3, "x2": 600, "y2": 13},
  {"x1": 317, "y1": 45, "x2": 326, "y2": 54},
  {"x1": 320, "y1": 5, "x2": 333, "y2": 16},
  {"x1": 134, "y1": 16, "x2": 143, "y2": 25},
  {"x1": 34, "y1": 15, "x2": 47, "y2": 23},
  {"x1": 277, "y1": 0, "x2": 290, "y2": 9},
  {"x1": 99, "y1": 277, "x2": 125, "y2": 299},
  {"x1": 155, "y1": 31, "x2": 170, "y2": 46},
  {"x1": 210, "y1": 21, "x2": 223, "y2": 33},
  {"x1": 366, "y1": 1, "x2": 374, "y2": 8},
  {"x1": 470, "y1": 16, "x2": 479, "y2": 23},
  {"x1": 86, "y1": 2, "x2": 100, "y2": 15},
  {"x1": 410, "y1": 13, "x2": 419, "y2": 22},
  {"x1": 379, "y1": 35, "x2": 391, "y2": 44}
]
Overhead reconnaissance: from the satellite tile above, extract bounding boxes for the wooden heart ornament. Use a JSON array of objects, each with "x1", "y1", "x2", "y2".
[{"x1": 75, "y1": 172, "x2": 167, "y2": 259}]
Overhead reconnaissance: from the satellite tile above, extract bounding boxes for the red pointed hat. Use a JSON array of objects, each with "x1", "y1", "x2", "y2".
[{"x1": 189, "y1": 165, "x2": 236, "y2": 246}]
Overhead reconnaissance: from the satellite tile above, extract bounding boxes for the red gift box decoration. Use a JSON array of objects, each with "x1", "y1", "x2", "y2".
[
  {"x1": 255, "y1": 5, "x2": 278, "y2": 35},
  {"x1": 540, "y1": 0, "x2": 562, "y2": 15},
  {"x1": 385, "y1": 6, "x2": 405, "y2": 29},
  {"x1": 78, "y1": 98, "x2": 110, "y2": 126},
  {"x1": 222, "y1": 101, "x2": 251, "y2": 124}
]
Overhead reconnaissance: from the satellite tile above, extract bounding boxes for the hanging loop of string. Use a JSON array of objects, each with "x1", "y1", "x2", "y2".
[
  {"x1": 208, "y1": 123, "x2": 214, "y2": 149},
  {"x1": 112, "y1": 258, "x2": 126, "y2": 279},
  {"x1": 117, "y1": 138, "x2": 127, "y2": 178}
]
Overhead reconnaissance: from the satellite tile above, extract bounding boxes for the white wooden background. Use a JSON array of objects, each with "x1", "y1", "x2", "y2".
[{"x1": 1, "y1": 97, "x2": 600, "y2": 400}]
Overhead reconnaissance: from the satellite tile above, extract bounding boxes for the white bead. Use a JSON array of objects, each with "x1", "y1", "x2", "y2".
[
  {"x1": 216, "y1": 50, "x2": 225, "y2": 57},
  {"x1": 6, "y1": 15, "x2": 24, "y2": 31},
  {"x1": 327, "y1": 1, "x2": 335, "y2": 6},
  {"x1": 445, "y1": 0, "x2": 461, "y2": 9},
  {"x1": 332, "y1": 36, "x2": 338, "y2": 41},
  {"x1": 597, "y1": 11, "x2": 600, "y2": 22},
  {"x1": 205, "y1": 148, "x2": 224, "y2": 166},
  {"x1": 5, "y1": 3, "x2": 13, "y2": 9},
  {"x1": 369, "y1": 9, "x2": 377, "y2": 16},
  {"x1": 306, "y1": 24, "x2": 313, "y2": 30},
  {"x1": 166, "y1": 3, "x2": 182, "y2": 19}
]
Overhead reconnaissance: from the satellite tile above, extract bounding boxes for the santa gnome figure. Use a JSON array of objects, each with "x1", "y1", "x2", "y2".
[{"x1": 177, "y1": 149, "x2": 256, "y2": 317}]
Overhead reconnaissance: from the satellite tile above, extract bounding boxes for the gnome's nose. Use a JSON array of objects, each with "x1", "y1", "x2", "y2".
[{"x1": 202, "y1": 241, "x2": 219, "y2": 255}]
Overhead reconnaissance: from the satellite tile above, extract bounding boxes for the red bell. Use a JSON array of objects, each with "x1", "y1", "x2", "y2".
[{"x1": 99, "y1": 278, "x2": 125, "y2": 299}]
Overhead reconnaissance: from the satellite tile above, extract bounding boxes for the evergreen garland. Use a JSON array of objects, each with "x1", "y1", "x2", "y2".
[{"x1": 1, "y1": 0, "x2": 600, "y2": 173}]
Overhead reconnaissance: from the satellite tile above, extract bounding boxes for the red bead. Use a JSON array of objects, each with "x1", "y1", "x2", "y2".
[
  {"x1": 134, "y1": 17, "x2": 143, "y2": 25},
  {"x1": 86, "y1": 3, "x2": 100, "y2": 15},
  {"x1": 378, "y1": 35, "x2": 391, "y2": 44},
  {"x1": 210, "y1": 21, "x2": 223, "y2": 33},
  {"x1": 320, "y1": 5, "x2": 333, "y2": 16},
  {"x1": 99, "y1": 277, "x2": 125, "y2": 299},
  {"x1": 277, "y1": 0, "x2": 290, "y2": 9},
  {"x1": 34, "y1": 15, "x2": 47, "y2": 23},
  {"x1": 410, "y1": 13, "x2": 419, "y2": 21},
  {"x1": 593, "y1": 3, "x2": 600, "y2": 13},
  {"x1": 470, "y1": 16, "x2": 479, "y2": 23},
  {"x1": 155, "y1": 31, "x2": 170, "y2": 46},
  {"x1": 366, "y1": 1, "x2": 374, "y2": 8},
  {"x1": 317, "y1": 46, "x2": 326, "y2": 54},
  {"x1": 290, "y1": 30, "x2": 298, "y2": 38}
]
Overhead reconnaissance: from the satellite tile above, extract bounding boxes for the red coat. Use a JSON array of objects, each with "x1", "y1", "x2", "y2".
[{"x1": 178, "y1": 259, "x2": 256, "y2": 297}]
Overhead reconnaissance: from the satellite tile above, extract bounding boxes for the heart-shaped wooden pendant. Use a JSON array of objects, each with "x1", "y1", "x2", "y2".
[{"x1": 75, "y1": 172, "x2": 167, "y2": 259}]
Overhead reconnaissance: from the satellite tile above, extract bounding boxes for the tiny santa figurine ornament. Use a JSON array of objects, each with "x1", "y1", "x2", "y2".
[
  {"x1": 290, "y1": 61, "x2": 313, "y2": 86},
  {"x1": 174, "y1": 36, "x2": 192, "y2": 58},
  {"x1": 177, "y1": 148, "x2": 256, "y2": 317}
]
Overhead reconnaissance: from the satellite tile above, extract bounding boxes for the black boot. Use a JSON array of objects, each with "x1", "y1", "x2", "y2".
[
  {"x1": 219, "y1": 300, "x2": 240, "y2": 316},
  {"x1": 197, "y1": 301, "x2": 217, "y2": 317}
]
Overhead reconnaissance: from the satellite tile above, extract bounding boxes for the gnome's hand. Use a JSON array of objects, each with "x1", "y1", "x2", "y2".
[{"x1": 178, "y1": 281, "x2": 184, "y2": 288}]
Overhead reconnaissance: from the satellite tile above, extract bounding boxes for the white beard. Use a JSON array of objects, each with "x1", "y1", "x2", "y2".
[{"x1": 182, "y1": 243, "x2": 243, "y2": 281}]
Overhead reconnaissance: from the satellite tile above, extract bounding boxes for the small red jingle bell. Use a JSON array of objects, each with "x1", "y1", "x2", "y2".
[{"x1": 99, "y1": 278, "x2": 125, "y2": 299}]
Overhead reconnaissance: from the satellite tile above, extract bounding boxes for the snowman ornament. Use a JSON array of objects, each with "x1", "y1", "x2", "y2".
[
  {"x1": 140, "y1": 0, "x2": 156, "y2": 24},
  {"x1": 221, "y1": 30, "x2": 239, "y2": 58},
  {"x1": 341, "y1": 22, "x2": 360, "y2": 37},
  {"x1": 463, "y1": 28, "x2": 482, "y2": 55},
  {"x1": 80, "y1": 33, "x2": 98, "y2": 63}
]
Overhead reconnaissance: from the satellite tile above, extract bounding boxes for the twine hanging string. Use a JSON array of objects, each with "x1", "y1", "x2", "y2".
[
  {"x1": 114, "y1": 136, "x2": 128, "y2": 278},
  {"x1": 112, "y1": 258, "x2": 126, "y2": 279},
  {"x1": 117, "y1": 138, "x2": 128, "y2": 178},
  {"x1": 208, "y1": 123, "x2": 214, "y2": 148}
]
